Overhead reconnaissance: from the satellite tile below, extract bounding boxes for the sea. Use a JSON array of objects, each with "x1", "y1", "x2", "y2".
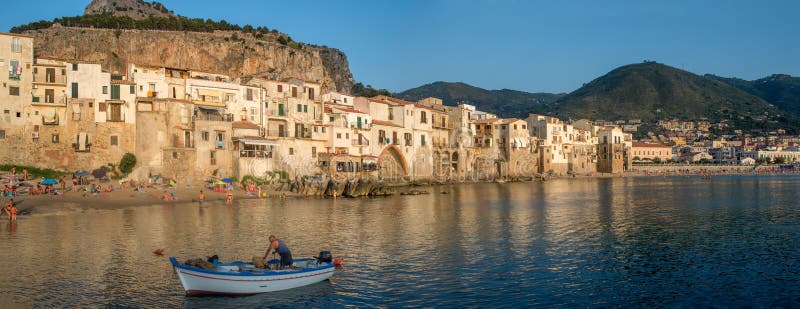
[{"x1": 1, "y1": 175, "x2": 799, "y2": 307}]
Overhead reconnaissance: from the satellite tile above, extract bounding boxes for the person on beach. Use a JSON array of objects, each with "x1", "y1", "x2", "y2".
[
  {"x1": 226, "y1": 191, "x2": 234, "y2": 205},
  {"x1": 198, "y1": 190, "x2": 205, "y2": 203},
  {"x1": 60, "y1": 176, "x2": 66, "y2": 193},
  {"x1": 9, "y1": 202, "x2": 17, "y2": 222},
  {"x1": 163, "y1": 191, "x2": 172, "y2": 201},
  {"x1": 262, "y1": 235, "x2": 293, "y2": 269},
  {"x1": 22, "y1": 168, "x2": 28, "y2": 181}
]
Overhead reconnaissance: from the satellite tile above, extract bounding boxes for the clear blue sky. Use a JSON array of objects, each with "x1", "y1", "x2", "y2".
[{"x1": 2, "y1": 0, "x2": 799, "y2": 93}]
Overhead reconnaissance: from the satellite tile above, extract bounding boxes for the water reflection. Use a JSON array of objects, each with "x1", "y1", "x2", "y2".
[{"x1": 0, "y1": 175, "x2": 799, "y2": 307}]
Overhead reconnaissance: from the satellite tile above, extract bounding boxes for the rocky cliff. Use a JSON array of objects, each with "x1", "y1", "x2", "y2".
[
  {"x1": 24, "y1": 25, "x2": 354, "y2": 92},
  {"x1": 84, "y1": 0, "x2": 173, "y2": 19}
]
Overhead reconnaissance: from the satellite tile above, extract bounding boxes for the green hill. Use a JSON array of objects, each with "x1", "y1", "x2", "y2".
[
  {"x1": 546, "y1": 62, "x2": 799, "y2": 133},
  {"x1": 707, "y1": 74, "x2": 800, "y2": 117},
  {"x1": 396, "y1": 81, "x2": 563, "y2": 118}
]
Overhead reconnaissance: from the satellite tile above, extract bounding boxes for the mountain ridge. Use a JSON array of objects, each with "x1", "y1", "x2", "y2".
[{"x1": 396, "y1": 81, "x2": 564, "y2": 118}]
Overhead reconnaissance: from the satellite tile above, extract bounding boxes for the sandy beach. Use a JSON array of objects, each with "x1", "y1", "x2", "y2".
[{"x1": 4, "y1": 165, "x2": 798, "y2": 218}]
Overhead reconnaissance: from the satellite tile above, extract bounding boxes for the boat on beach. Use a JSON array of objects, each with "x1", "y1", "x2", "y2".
[{"x1": 170, "y1": 257, "x2": 335, "y2": 296}]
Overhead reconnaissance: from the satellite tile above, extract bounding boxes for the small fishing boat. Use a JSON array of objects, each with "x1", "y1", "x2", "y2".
[{"x1": 170, "y1": 256, "x2": 335, "y2": 296}]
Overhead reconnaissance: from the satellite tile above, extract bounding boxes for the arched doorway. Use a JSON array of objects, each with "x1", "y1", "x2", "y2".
[{"x1": 378, "y1": 146, "x2": 408, "y2": 180}]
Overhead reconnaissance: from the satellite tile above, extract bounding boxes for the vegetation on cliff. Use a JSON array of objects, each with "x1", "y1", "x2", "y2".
[{"x1": 708, "y1": 74, "x2": 800, "y2": 118}]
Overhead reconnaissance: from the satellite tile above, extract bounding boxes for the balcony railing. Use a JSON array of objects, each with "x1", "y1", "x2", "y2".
[
  {"x1": 239, "y1": 150, "x2": 273, "y2": 158},
  {"x1": 352, "y1": 137, "x2": 370, "y2": 146},
  {"x1": 33, "y1": 75, "x2": 66, "y2": 84}
]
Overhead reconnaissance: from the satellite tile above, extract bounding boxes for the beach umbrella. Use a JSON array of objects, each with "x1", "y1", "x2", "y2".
[
  {"x1": 214, "y1": 181, "x2": 226, "y2": 185},
  {"x1": 221, "y1": 178, "x2": 234, "y2": 184},
  {"x1": 41, "y1": 178, "x2": 58, "y2": 185},
  {"x1": 92, "y1": 168, "x2": 107, "y2": 179},
  {"x1": 75, "y1": 170, "x2": 89, "y2": 177}
]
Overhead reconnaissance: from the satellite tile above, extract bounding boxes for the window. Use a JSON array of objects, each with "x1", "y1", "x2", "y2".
[
  {"x1": 336, "y1": 133, "x2": 342, "y2": 139},
  {"x1": 110, "y1": 136, "x2": 119, "y2": 146},
  {"x1": 99, "y1": 102, "x2": 107, "y2": 112},
  {"x1": 404, "y1": 133, "x2": 413, "y2": 146},
  {"x1": 11, "y1": 38, "x2": 21, "y2": 53},
  {"x1": 312, "y1": 147, "x2": 317, "y2": 158},
  {"x1": 52, "y1": 134, "x2": 59, "y2": 143},
  {"x1": 329, "y1": 116, "x2": 334, "y2": 122},
  {"x1": 421, "y1": 111, "x2": 427, "y2": 123},
  {"x1": 215, "y1": 132, "x2": 224, "y2": 149},
  {"x1": 289, "y1": 147, "x2": 295, "y2": 155},
  {"x1": 303, "y1": 105, "x2": 308, "y2": 113},
  {"x1": 148, "y1": 83, "x2": 156, "y2": 92},
  {"x1": 292, "y1": 87, "x2": 297, "y2": 98},
  {"x1": 250, "y1": 108, "x2": 256, "y2": 121},
  {"x1": 277, "y1": 85, "x2": 283, "y2": 92},
  {"x1": 378, "y1": 130, "x2": 386, "y2": 144},
  {"x1": 9, "y1": 87, "x2": 19, "y2": 96},
  {"x1": 202, "y1": 131, "x2": 209, "y2": 141},
  {"x1": 322, "y1": 127, "x2": 326, "y2": 133},
  {"x1": 246, "y1": 88, "x2": 253, "y2": 101},
  {"x1": 45, "y1": 89, "x2": 54, "y2": 103},
  {"x1": 308, "y1": 88, "x2": 315, "y2": 100},
  {"x1": 0, "y1": 130, "x2": 4, "y2": 139},
  {"x1": 421, "y1": 135, "x2": 426, "y2": 146},
  {"x1": 297, "y1": 104, "x2": 302, "y2": 112},
  {"x1": 72, "y1": 63, "x2": 78, "y2": 71},
  {"x1": 210, "y1": 150, "x2": 216, "y2": 165},
  {"x1": 33, "y1": 125, "x2": 39, "y2": 132},
  {"x1": 172, "y1": 87, "x2": 176, "y2": 98},
  {"x1": 71, "y1": 83, "x2": 78, "y2": 98}
]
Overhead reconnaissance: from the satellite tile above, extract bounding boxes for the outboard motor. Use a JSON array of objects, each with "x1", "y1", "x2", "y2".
[{"x1": 317, "y1": 251, "x2": 332, "y2": 263}]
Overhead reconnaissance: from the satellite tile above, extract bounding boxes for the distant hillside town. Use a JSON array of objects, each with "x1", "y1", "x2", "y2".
[{"x1": 0, "y1": 33, "x2": 796, "y2": 186}]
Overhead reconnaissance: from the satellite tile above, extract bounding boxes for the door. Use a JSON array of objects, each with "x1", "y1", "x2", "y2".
[
  {"x1": 111, "y1": 85, "x2": 120, "y2": 100},
  {"x1": 46, "y1": 68, "x2": 55, "y2": 83},
  {"x1": 110, "y1": 104, "x2": 122, "y2": 122},
  {"x1": 357, "y1": 117, "x2": 362, "y2": 129},
  {"x1": 278, "y1": 104, "x2": 285, "y2": 116},
  {"x1": 278, "y1": 124, "x2": 285, "y2": 137}
]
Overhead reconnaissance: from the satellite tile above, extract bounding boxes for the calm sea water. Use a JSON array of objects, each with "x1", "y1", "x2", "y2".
[{"x1": 1, "y1": 175, "x2": 800, "y2": 307}]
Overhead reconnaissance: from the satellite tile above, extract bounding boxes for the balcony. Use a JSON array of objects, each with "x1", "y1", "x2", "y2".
[
  {"x1": 147, "y1": 91, "x2": 158, "y2": 98},
  {"x1": 239, "y1": 150, "x2": 273, "y2": 158},
  {"x1": 33, "y1": 75, "x2": 66, "y2": 85},
  {"x1": 352, "y1": 135, "x2": 370, "y2": 147}
]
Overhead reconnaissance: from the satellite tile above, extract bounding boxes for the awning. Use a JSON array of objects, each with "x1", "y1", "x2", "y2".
[
  {"x1": 196, "y1": 89, "x2": 222, "y2": 99},
  {"x1": 197, "y1": 105, "x2": 225, "y2": 111},
  {"x1": 42, "y1": 109, "x2": 58, "y2": 124},
  {"x1": 240, "y1": 139, "x2": 277, "y2": 146}
]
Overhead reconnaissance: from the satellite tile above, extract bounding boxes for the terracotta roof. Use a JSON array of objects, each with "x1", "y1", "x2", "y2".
[
  {"x1": 232, "y1": 121, "x2": 261, "y2": 129},
  {"x1": 329, "y1": 106, "x2": 367, "y2": 114},
  {"x1": 371, "y1": 95, "x2": 414, "y2": 106},
  {"x1": 473, "y1": 118, "x2": 501, "y2": 124},
  {"x1": 632, "y1": 142, "x2": 671, "y2": 148},
  {"x1": 371, "y1": 120, "x2": 403, "y2": 127}
]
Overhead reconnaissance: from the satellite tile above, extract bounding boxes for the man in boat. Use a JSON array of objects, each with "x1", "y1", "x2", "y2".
[{"x1": 263, "y1": 235, "x2": 293, "y2": 269}]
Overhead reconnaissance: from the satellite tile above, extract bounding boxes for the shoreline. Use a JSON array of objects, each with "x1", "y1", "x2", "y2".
[{"x1": 4, "y1": 168, "x2": 798, "y2": 217}]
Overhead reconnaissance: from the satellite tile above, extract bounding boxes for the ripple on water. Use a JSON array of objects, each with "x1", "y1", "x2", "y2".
[{"x1": 1, "y1": 176, "x2": 800, "y2": 306}]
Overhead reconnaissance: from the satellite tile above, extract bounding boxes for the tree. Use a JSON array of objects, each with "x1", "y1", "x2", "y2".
[
  {"x1": 633, "y1": 156, "x2": 641, "y2": 161},
  {"x1": 652, "y1": 157, "x2": 662, "y2": 164},
  {"x1": 698, "y1": 158, "x2": 712, "y2": 165},
  {"x1": 119, "y1": 153, "x2": 137, "y2": 174},
  {"x1": 774, "y1": 156, "x2": 786, "y2": 164}
]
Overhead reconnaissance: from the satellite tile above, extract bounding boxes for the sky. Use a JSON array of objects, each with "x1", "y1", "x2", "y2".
[{"x1": 2, "y1": 0, "x2": 799, "y2": 94}]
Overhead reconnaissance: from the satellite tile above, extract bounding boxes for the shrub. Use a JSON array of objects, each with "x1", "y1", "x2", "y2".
[{"x1": 119, "y1": 153, "x2": 137, "y2": 174}]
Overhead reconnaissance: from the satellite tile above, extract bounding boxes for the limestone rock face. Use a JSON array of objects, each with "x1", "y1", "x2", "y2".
[
  {"x1": 84, "y1": 0, "x2": 174, "y2": 19},
  {"x1": 25, "y1": 26, "x2": 355, "y2": 93}
]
